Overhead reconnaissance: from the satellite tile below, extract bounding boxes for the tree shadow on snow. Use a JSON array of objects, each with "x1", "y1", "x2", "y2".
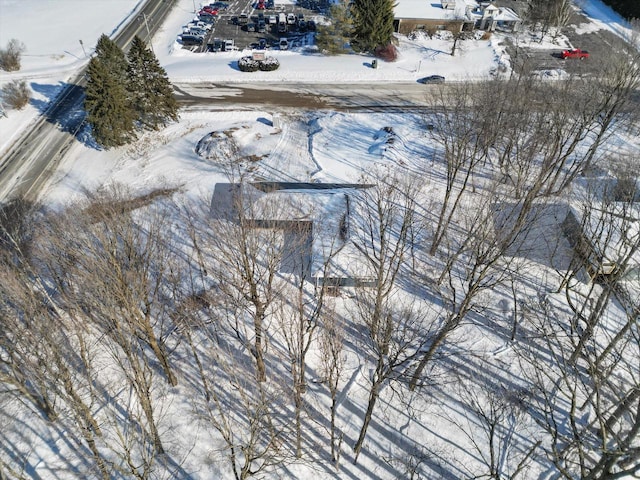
[{"x1": 29, "y1": 81, "x2": 101, "y2": 150}]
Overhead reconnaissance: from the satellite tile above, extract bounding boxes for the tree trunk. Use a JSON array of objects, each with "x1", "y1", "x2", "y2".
[
  {"x1": 409, "y1": 320, "x2": 453, "y2": 391},
  {"x1": 254, "y1": 313, "x2": 267, "y2": 382},
  {"x1": 353, "y1": 375, "x2": 382, "y2": 463}
]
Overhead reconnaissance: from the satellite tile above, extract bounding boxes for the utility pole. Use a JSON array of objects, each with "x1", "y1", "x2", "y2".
[{"x1": 79, "y1": 39, "x2": 87, "y2": 58}]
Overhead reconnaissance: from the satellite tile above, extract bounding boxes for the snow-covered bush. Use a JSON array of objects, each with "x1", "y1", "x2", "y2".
[
  {"x1": 238, "y1": 56, "x2": 280, "y2": 72},
  {"x1": 238, "y1": 56, "x2": 260, "y2": 72},
  {"x1": 258, "y1": 56, "x2": 280, "y2": 71}
]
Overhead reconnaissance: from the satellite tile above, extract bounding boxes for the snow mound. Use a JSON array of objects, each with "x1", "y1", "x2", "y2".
[{"x1": 195, "y1": 130, "x2": 238, "y2": 163}]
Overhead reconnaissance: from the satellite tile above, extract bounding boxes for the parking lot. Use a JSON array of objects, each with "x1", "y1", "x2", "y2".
[{"x1": 180, "y1": 0, "x2": 328, "y2": 53}]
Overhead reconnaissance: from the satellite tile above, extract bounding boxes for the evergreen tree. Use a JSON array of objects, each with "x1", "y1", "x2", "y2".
[
  {"x1": 84, "y1": 35, "x2": 136, "y2": 148},
  {"x1": 127, "y1": 36, "x2": 178, "y2": 130},
  {"x1": 350, "y1": 0, "x2": 396, "y2": 54},
  {"x1": 315, "y1": 0, "x2": 353, "y2": 55}
]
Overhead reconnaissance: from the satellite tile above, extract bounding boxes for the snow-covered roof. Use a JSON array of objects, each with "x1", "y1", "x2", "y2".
[
  {"x1": 217, "y1": 184, "x2": 372, "y2": 280},
  {"x1": 394, "y1": 0, "x2": 476, "y2": 21},
  {"x1": 493, "y1": 7, "x2": 520, "y2": 22}
]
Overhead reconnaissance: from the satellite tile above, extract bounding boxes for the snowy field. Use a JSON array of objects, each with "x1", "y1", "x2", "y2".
[{"x1": 0, "y1": 1, "x2": 639, "y2": 479}]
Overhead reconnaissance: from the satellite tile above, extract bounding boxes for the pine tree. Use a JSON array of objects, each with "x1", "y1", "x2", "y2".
[
  {"x1": 350, "y1": 0, "x2": 396, "y2": 54},
  {"x1": 316, "y1": 0, "x2": 353, "y2": 55},
  {"x1": 84, "y1": 35, "x2": 136, "y2": 148},
  {"x1": 127, "y1": 36, "x2": 178, "y2": 130}
]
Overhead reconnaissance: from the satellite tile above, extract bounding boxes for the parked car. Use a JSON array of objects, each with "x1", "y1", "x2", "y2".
[
  {"x1": 298, "y1": 20, "x2": 307, "y2": 32},
  {"x1": 257, "y1": 0, "x2": 266, "y2": 9},
  {"x1": 189, "y1": 20, "x2": 212, "y2": 31},
  {"x1": 267, "y1": 0, "x2": 275, "y2": 8},
  {"x1": 187, "y1": 27, "x2": 208, "y2": 37},
  {"x1": 279, "y1": 37, "x2": 289, "y2": 50},
  {"x1": 297, "y1": 13, "x2": 304, "y2": 22},
  {"x1": 246, "y1": 22, "x2": 256, "y2": 32},
  {"x1": 287, "y1": 13, "x2": 296, "y2": 25},
  {"x1": 198, "y1": 15, "x2": 216, "y2": 24},
  {"x1": 307, "y1": 19, "x2": 316, "y2": 31},
  {"x1": 257, "y1": 20, "x2": 266, "y2": 33},
  {"x1": 181, "y1": 34, "x2": 204, "y2": 46},
  {"x1": 209, "y1": 2, "x2": 229, "y2": 9},
  {"x1": 258, "y1": 38, "x2": 268, "y2": 49},
  {"x1": 238, "y1": 13, "x2": 249, "y2": 24},
  {"x1": 561, "y1": 48, "x2": 589, "y2": 59},
  {"x1": 201, "y1": 5, "x2": 219, "y2": 14},
  {"x1": 268, "y1": 14, "x2": 277, "y2": 24},
  {"x1": 418, "y1": 75, "x2": 445, "y2": 84}
]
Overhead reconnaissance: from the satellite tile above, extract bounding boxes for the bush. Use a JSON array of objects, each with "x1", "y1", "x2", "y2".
[
  {"x1": 258, "y1": 57, "x2": 280, "y2": 71},
  {"x1": 0, "y1": 39, "x2": 26, "y2": 72},
  {"x1": 2, "y1": 79, "x2": 30, "y2": 110},
  {"x1": 374, "y1": 43, "x2": 398, "y2": 62},
  {"x1": 238, "y1": 56, "x2": 280, "y2": 72},
  {"x1": 238, "y1": 56, "x2": 260, "y2": 72}
]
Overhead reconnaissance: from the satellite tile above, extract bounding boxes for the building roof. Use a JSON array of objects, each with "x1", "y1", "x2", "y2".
[{"x1": 394, "y1": 0, "x2": 476, "y2": 21}]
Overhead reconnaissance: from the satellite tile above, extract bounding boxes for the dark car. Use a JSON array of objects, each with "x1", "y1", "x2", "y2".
[
  {"x1": 418, "y1": 75, "x2": 445, "y2": 84},
  {"x1": 246, "y1": 22, "x2": 256, "y2": 32},
  {"x1": 307, "y1": 20, "x2": 316, "y2": 31},
  {"x1": 258, "y1": 38, "x2": 268, "y2": 49},
  {"x1": 199, "y1": 15, "x2": 216, "y2": 24},
  {"x1": 209, "y1": 2, "x2": 229, "y2": 9},
  {"x1": 181, "y1": 34, "x2": 204, "y2": 46},
  {"x1": 267, "y1": 0, "x2": 274, "y2": 8},
  {"x1": 257, "y1": 20, "x2": 266, "y2": 33}
]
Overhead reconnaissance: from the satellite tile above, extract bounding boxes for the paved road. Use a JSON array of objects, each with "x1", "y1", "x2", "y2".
[{"x1": 173, "y1": 81, "x2": 441, "y2": 112}]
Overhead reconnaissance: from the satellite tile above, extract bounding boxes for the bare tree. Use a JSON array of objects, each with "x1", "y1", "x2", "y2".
[
  {"x1": 448, "y1": 374, "x2": 540, "y2": 479},
  {"x1": 425, "y1": 81, "x2": 496, "y2": 254},
  {"x1": 0, "y1": 39, "x2": 25, "y2": 71},
  {"x1": 318, "y1": 301, "x2": 346, "y2": 466},
  {"x1": 519, "y1": 293, "x2": 640, "y2": 480},
  {"x1": 347, "y1": 169, "x2": 431, "y2": 461},
  {"x1": 197, "y1": 346, "x2": 290, "y2": 480},
  {"x1": 42, "y1": 187, "x2": 182, "y2": 387},
  {"x1": 1, "y1": 80, "x2": 30, "y2": 110},
  {"x1": 524, "y1": 0, "x2": 572, "y2": 40},
  {"x1": 274, "y1": 239, "x2": 334, "y2": 459},
  {"x1": 410, "y1": 188, "x2": 522, "y2": 390},
  {"x1": 190, "y1": 183, "x2": 293, "y2": 382}
]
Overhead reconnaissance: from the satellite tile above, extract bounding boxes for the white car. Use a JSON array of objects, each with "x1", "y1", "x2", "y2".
[
  {"x1": 279, "y1": 38, "x2": 289, "y2": 50},
  {"x1": 188, "y1": 20, "x2": 212, "y2": 31},
  {"x1": 287, "y1": 13, "x2": 296, "y2": 25}
]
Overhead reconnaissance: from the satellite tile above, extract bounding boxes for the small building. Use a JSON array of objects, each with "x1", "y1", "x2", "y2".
[
  {"x1": 394, "y1": 0, "x2": 476, "y2": 35},
  {"x1": 476, "y1": 3, "x2": 521, "y2": 32},
  {"x1": 393, "y1": 0, "x2": 520, "y2": 35},
  {"x1": 210, "y1": 182, "x2": 376, "y2": 289}
]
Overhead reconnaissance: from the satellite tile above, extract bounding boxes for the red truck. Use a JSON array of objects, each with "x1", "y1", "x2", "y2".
[{"x1": 561, "y1": 48, "x2": 589, "y2": 59}]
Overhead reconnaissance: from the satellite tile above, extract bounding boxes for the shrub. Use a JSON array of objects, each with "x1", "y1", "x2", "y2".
[
  {"x1": 2, "y1": 79, "x2": 30, "y2": 110},
  {"x1": 0, "y1": 39, "x2": 26, "y2": 72},
  {"x1": 238, "y1": 56, "x2": 260, "y2": 72},
  {"x1": 258, "y1": 57, "x2": 280, "y2": 71},
  {"x1": 374, "y1": 43, "x2": 398, "y2": 62}
]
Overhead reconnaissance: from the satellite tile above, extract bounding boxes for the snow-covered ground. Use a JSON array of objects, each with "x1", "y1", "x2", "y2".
[{"x1": 0, "y1": 1, "x2": 638, "y2": 479}]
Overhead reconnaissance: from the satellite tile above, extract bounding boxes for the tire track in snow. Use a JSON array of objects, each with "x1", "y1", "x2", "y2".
[{"x1": 255, "y1": 115, "x2": 318, "y2": 181}]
